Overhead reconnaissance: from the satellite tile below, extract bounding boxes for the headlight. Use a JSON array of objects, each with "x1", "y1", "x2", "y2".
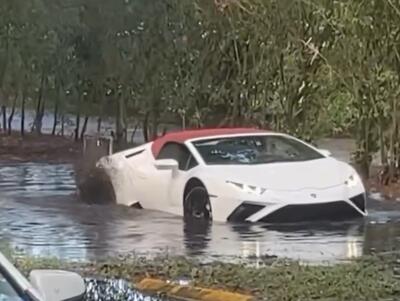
[
  {"x1": 226, "y1": 181, "x2": 267, "y2": 195},
  {"x1": 345, "y1": 174, "x2": 359, "y2": 188}
]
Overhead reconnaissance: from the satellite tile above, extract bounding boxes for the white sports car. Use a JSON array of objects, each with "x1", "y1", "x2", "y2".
[{"x1": 97, "y1": 128, "x2": 367, "y2": 223}]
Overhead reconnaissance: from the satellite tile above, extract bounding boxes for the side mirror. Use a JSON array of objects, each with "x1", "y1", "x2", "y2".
[
  {"x1": 319, "y1": 149, "x2": 332, "y2": 157},
  {"x1": 154, "y1": 159, "x2": 179, "y2": 171},
  {"x1": 29, "y1": 270, "x2": 86, "y2": 301}
]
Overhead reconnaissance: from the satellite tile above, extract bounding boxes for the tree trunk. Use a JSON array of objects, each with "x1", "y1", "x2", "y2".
[
  {"x1": 51, "y1": 99, "x2": 59, "y2": 136},
  {"x1": 96, "y1": 85, "x2": 105, "y2": 134},
  {"x1": 130, "y1": 123, "x2": 139, "y2": 144},
  {"x1": 1, "y1": 105, "x2": 6, "y2": 132},
  {"x1": 182, "y1": 116, "x2": 186, "y2": 129},
  {"x1": 32, "y1": 98, "x2": 41, "y2": 133},
  {"x1": 0, "y1": 28, "x2": 9, "y2": 92},
  {"x1": 151, "y1": 120, "x2": 159, "y2": 141},
  {"x1": 97, "y1": 117, "x2": 102, "y2": 133},
  {"x1": 74, "y1": 93, "x2": 81, "y2": 141},
  {"x1": 389, "y1": 98, "x2": 397, "y2": 180},
  {"x1": 379, "y1": 119, "x2": 386, "y2": 165},
  {"x1": 80, "y1": 116, "x2": 89, "y2": 140},
  {"x1": 74, "y1": 113, "x2": 80, "y2": 142},
  {"x1": 37, "y1": 99, "x2": 46, "y2": 135},
  {"x1": 61, "y1": 115, "x2": 65, "y2": 136},
  {"x1": 143, "y1": 112, "x2": 150, "y2": 142},
  {"x1": 231, "y1": 97, "x2": 240, "y2": 127},
  {"x1": 7, "y1": 93, "x2": 17, "y2": 135},
  {"x1": 122, "y1": 97, "x2": 128, "y2": 144},
  {"x1": 32, "y1": 70, "x2": 45, "y2": 134},
  {"x1": 21, "y1": 93, "x2": 25, "y2": 136},
  {"x1": 151, "y1": 104, "x2": 159, "y2": 141},
  {"x1": 115, "y1": 94, "x2": 127, "y2": 145},
  {"x1": 115, "y1": 96, "x2": 122, "y2": 143}
]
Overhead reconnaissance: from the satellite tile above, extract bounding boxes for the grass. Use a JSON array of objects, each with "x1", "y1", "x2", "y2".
[{"x1": 8, "y1": 252, "x2": 400, "y2": 301}]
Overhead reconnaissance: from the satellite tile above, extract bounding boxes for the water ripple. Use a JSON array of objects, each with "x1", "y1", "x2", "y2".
[
  {"x1": 1, "y1": 163, "x2": 400, "y2": 264},
  {"x1": 0, "y1": 163, "x2": 76, "y2": 198}
]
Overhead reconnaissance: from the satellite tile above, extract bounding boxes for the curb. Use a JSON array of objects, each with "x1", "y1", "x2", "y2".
[{"x1": 136, "y1": 278, "x2": 254, "y2": 301}]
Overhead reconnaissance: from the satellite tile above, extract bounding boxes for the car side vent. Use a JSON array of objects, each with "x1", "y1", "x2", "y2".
[
  {"x1": 350, "y1": 194, "x2": 366, "y2": 212},
  {"x1": 227, "y1": 202, "x2": 265, "y2": 222},
  {"x1": 125, "y1": 149, "x2": 144, "y2": 159}
]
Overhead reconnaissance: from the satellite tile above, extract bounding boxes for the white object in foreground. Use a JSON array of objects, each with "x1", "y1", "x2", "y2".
[
  {"x1": 0, "y1": 252, "x2": 85, "y2": 301},
  {"x1": 97, "y1": 128, "x2": 367, "y2": 223}
]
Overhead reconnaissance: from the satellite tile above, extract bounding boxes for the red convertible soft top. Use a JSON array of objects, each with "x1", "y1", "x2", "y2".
[{"x1": 151, "y1": 127, "x2": 267, "y2": 157}]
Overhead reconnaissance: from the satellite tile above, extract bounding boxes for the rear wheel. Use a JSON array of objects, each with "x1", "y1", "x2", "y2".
[{"x1": 184, "y1": 185, "x2": 212, "y2": 221}]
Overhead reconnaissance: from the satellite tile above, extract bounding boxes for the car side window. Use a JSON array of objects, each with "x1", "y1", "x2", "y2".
[
  {"x1": 266, "y1": 136, "x2": 300, "y2": 157},
  {"x1": 157, "y1": 143, "x2": 182, "y2": 161},
  {"x1": 185, "y1": 155, "x2": 198, "y2": 170},
  {"x1": 157, "y1": 142, "x2": 198, "y2": 171}
]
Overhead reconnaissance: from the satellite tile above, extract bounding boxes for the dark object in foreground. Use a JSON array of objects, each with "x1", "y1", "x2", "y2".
[
  {"x1": 0, "y1": 251, "x2": 85, "y2": 301},
  {"x1": 12, "y1": 253, "x2": 400, "y2": 301}
]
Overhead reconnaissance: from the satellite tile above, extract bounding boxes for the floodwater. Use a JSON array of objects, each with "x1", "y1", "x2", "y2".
[{"x1": 1, "y1": 163, "x2": 400, "y2": 264}]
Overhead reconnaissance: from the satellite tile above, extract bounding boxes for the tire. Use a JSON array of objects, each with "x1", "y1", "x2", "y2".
[{"x1": 184, "y1": 185, "x2": 212, "y2": 221}]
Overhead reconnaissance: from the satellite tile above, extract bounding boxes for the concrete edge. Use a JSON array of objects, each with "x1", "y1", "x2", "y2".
[{"x1": 135, "y1": 278, "x2": 255, "y2": 301}]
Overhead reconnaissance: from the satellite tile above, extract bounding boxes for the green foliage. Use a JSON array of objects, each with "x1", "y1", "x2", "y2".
[
  {"x1": 1, "y1": 0, "x2": 400, "y2": 174},
  {"x1": 322, "y1": 92, "x2": 355, "y2": 136},
  {"x1": 10, "y1": 252, "x2": 400, "y2": 301}
]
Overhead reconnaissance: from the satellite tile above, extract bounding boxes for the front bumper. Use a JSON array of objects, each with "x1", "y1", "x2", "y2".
[{"x1": 227, "y1": 193, "x2": 367, "y2": 223}]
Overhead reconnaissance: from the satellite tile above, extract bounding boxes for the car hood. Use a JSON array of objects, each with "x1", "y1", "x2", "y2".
[{"x1": 205, "y1": 158, "x2": 353, "y2": 191}]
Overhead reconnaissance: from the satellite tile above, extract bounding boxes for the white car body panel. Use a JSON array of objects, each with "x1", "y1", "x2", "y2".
[{"x1": 97, "y1": 131, "x2": 367, "y2": 223}]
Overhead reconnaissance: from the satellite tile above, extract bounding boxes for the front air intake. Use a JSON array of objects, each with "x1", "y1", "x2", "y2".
[
  {"x1": 227, "y1": 203, "x2": 265, "y2": 222},
  {"x1": 350, "y1": 194, "x2": 366, "y2": 212}
]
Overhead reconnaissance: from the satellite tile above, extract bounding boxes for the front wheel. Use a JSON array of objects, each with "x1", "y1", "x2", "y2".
[{"x1": 184, "y1": 186, "x2": 212, "y2": 221}]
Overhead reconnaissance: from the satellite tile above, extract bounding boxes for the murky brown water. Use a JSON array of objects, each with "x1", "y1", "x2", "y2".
[{"x1": 1, "y1": 163, "x2": 400, "y2": 264}]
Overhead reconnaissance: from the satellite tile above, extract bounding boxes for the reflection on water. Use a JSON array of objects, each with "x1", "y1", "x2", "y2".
[
  {"x1": 1, "y1": 163, "x2": 400, "y2": 263},
  {"x1": 6, "y1": 109, "x2": 151, "y2": 143},
  {"x1": 0, "y1": 163, "x2": 76, "y2": 198}
]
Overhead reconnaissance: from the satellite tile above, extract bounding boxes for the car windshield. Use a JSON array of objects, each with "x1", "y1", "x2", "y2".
[{"x1": 192, "y1": 135, "x2": 324, "y2": 165}]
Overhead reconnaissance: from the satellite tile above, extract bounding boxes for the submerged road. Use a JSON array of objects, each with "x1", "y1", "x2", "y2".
[{"x1": 0, "y1": 162, "x2": 399, "y2": 264}]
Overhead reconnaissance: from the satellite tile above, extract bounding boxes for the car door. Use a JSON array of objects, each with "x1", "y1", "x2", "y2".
[
  {"x1": 167, "y1": 147, "x2": 199, "y2": 209},
  {"x1": 146, "y1": 142, "x2": 185, "y2": 210},
  {"x1": 151, "y1": 142, "x2": 198, "y2": 211}
]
